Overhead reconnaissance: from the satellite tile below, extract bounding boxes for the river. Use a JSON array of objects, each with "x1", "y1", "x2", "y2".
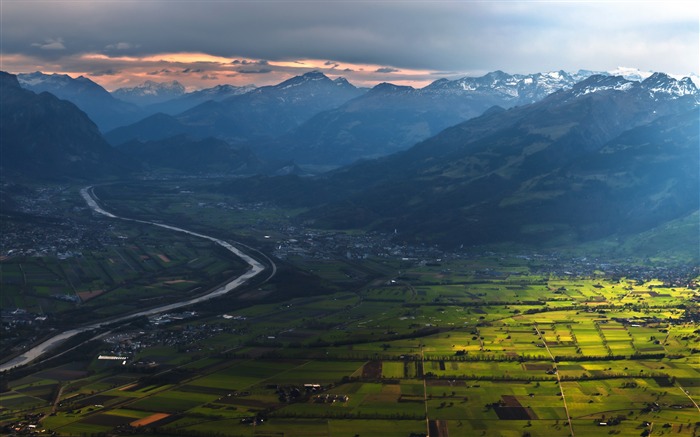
[{"x1": 0, "y1": 186, "x2": 269, "y2": 372}]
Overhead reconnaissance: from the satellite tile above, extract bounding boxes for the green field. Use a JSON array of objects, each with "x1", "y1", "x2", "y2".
[{"x1": 1, "y1": 182, "x2": 698, "y2": 436}]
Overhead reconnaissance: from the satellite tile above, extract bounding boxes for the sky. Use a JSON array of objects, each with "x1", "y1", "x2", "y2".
[{"x1": 1, "y1": 0, "x2": 698, "y2": 91}]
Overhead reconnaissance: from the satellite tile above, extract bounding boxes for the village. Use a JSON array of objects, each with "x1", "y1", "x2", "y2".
[
  {"x1": 3, "y1": 184, "x2": 698, "y2": 288},
  {"x1": 2, "y1": 186, "x2": 698, "y2": 364}
]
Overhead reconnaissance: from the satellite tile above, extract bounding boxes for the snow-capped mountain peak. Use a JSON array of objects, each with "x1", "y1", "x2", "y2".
[
  {"x1": 640, "y1": 72, "x2": 698, "y2": 99},
  {"x1": 607, "y1": 66, "x2": 654, "y2": 82},
  {"x1": 422, "y1": 70, "x2": 585, "y2": 104},
  {"x1": 116, "y1": 80, "x2": 185, "y2": 96},
  {"x1": 565, "y1": 73, "x2": 699, "y2": 103},
  {"x1": 17, "y1": 71, "x2": 100, "y2": 90},
  {"x1": 571, "y1": 75, "x2": 635, "y2": 97},
  {"x1": 368, "y1": 82, "x2": 414, "y2": 95},
  {"x1": 17, "y1": 71, "x2": 62, "y2": 87},
  {"x1": 195, "y1": 84, "x2": 255, "y2": 97},
  {"x1": 275, "y1": 71, "x2": 333, "y2": 90},
  {"x1": 17, "y1": 71, "x2": 112, "y2": 96},
  {"x1": 333, "y1": 77, "x2": 352, "y2": 87},
  {"x1": 601, "y1": 67, "x2": 698, "y2": 88},
  {"x1": 112, "y1": 80, "x2": 186, "y2": 106}
]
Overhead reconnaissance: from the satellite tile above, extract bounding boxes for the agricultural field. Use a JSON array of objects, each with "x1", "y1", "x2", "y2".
[
  {"x1": 2, "y1": 182, "x2": 699, "y2": 436},
  {"x1": 3, "y1": 256, "x2": 698, "y2": 436},
  {"x1": 0, "y1": 186, "x2": 252, "y2": 358},
  {"x1": 1, "y1": 225, "x2": 247, "y2": 316}
]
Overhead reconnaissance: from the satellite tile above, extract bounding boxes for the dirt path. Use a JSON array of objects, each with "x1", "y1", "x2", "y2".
[
  {"x1": 676, "y1": 383, "x2": 700, "y2": 413},
  {"x1": 534, "y1": 323, "x2": 575, "y2": 437},
  {"x1": 421, "y1": 346, "x2": 430, "y2": 436},
  {"x1": 51, "y1": 384, "x2": 64, "y2": 414}
]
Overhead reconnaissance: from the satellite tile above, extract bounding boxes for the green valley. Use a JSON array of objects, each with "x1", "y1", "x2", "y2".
[{"x1": 2, "y1": 181, "x2": 698, "y2": 437}]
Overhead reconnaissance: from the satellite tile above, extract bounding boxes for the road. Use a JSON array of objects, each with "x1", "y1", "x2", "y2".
[
  {"x1": 0, "y1": 186, "x2": 272, "y2": 373},
  {"x1": 534, "y1": 323, "x2": 576, "y2": 437},
  {"x1": 676, "y1": 383, "x2": 700, "y2": 413}
]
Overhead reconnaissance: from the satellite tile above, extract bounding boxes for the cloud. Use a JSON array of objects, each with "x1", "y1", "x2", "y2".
[
  {"x1": 201, "y1": 74, "x2": 218, "y2": 80},
  {"x1": 232, "y1": 59, "x2": 269, "y2": 65},
  {"x1": 3, "y1": 1, "x2": 697, "y2": 89},
  {"x1": 231, "y1": 60, "x2": 273, "y2": 74},
  {"x1": 91, "y1": 68, "x2": 120, "y2": 76},
  {"x1": 182, "y1": 68, "x2": 203, "y2": 73},
  {"x1": 148, "y1": 69, "x2": 173, "y2": 75},
  {"x1": 105, "y1": 42, "x2": 134, "y2": 51},
  {"x1": 237, "y1": 68, "x2": 272, "y2": 74},
  {"x1": 31, "y1": 37, "x2": 65, "y2": 50}
]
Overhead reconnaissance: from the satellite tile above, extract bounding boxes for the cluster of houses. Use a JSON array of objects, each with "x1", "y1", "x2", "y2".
[
  {"x1": 1, "y1": 309, "x2": 48, "y2": 354},
  {"x1": 97, "y1": 317, "x2": 242, "y2": 360},
  {"x1": 1, "y1": 185, "x2": 120, "y2": 260},
  {"x1": 1, "y1": 412, "x2": 46, "y2": 436},
  {"x1": 272, "y1": 228, "x2": 451, "y2": 261},
  {"x1": 313, "y1": 393, "x2": 350, "y2": 404}
]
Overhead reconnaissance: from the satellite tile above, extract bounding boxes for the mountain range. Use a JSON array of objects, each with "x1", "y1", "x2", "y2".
[
  {"x1": 112, "y1": 80, "x2": 187, "y2": 105},
  {"x1": 16, "y1": 73, "x2": 256, "y2": 132},
  {"x1": 105, "y1": 69, "x2": 695, "y2": 169},
  {"x1": 2, "y1": 72, "x2": 286, "y2": 180},
  {"x1": 104, "y1": 70, "x2": 597, "y2": 167},
  {"x1": 1, "y1": 72, "x2": 134, "y2": 180},
  {"x1": 142, "y1": 84, "x2": 256, "y2": 115},
  {"x1": 221, "y1": 73, "x2": 699, "y2": 250},
  {"x1": 17, "y1": 72, "x2": 144, "y2": 131},
  {"x1": 4, "y1": 67, "x2": 698, "y2": 256},
  {"x1": 106, "y1": 71, "x2": 365, "y2": 146},
  {"x1": 16, "y1": 68, "x2": 696, "y2": 170},
  {"x1": 262, "y1": 70, "x2": 596, "y2": 166}
]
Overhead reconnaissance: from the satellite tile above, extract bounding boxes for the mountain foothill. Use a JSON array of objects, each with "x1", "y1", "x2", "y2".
[{"x1": 2, "y1": 68, "x2": 698, "y2": 253}]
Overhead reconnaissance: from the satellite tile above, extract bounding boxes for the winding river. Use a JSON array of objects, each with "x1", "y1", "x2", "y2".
[{"x1": 0, "y1": 186, "x2": 270, "y2": 372}]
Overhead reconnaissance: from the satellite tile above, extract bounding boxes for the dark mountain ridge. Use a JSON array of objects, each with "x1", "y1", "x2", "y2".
[
  {"x1": 17, "y1": 72, "x2": 144, "y2": 131},
  {"x1": 118, "y1": 135, "x2": 265, "y2": 175},
  {"x1": 4, "y1": 71, "x2": 271, "y2": 181},
  {"x1": 17, "y1": 73, "x2": 259, "y2": 132},
  {"x1": 106, "y1": 71, "x2": 365, "y2": 145},
  {"x1": 257, "y1": 70, "x2": 599, "y2": 166},
  {"x1": 1, "y1": 72, "x2": 135, "y2": 181},
  {"x1": 106, "y1": 112, "x2": 191, "y2": 145},
  {"x1": 178, "y1": 71, "x2": 365, "y2": 139},
  {"x1": 142, "y1": 84, "x2": 256, "y2": 115}
]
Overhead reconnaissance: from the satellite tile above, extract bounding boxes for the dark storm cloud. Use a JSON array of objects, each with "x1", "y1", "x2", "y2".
[
  {"x1": 230, "y1": 60, "x2": 273, "y2": 74},
  {"x1": 148, "y1": 69, "x2": 172, "y2": 75},
  {"x1": 2, "y1": 1, "x2": 697, "y2": 81},
  {"x1": 232, "y1": 60, "x2": 269, "y2": 65},
  {"x1": 237, "y1": 68, "x2": 273, "y2": 75},
  {"x1": 104, "y1": 42, "x2": 137, "y2": 51},
  {"x1": 31, "y1": 37, "x2": 66, "y2": 51},
  {"x1": 91, "y1": 69, "x2": 121, "y2": 76}
]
